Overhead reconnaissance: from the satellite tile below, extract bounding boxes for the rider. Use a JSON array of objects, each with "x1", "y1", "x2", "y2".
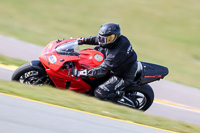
[{"x1": 77, "y1": 22, "x2": 138, "y2": 100}]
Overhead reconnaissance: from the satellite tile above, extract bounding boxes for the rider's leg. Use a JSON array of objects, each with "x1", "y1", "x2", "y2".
[{"x1": 94, "y1": 75, "x2": 131, "y2": 100}]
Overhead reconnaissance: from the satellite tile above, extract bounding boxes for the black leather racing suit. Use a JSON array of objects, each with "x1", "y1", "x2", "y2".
[{"x1": 82, "y1": 35, "x2": 138, "y2": 100}]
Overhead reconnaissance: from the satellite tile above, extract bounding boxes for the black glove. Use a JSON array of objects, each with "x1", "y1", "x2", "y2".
[{"x1": 77, "y1": 37, "x2": 84, "y2": 45}]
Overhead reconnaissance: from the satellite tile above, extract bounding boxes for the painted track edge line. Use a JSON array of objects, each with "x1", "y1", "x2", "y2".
[
  {"x1": 0, "y1": 63, "x2": 18, "y2": 70},
  {"x1": 154, "y1": 99, "x2": 200, "y2": 113},
  {"x1": 0, "y1": 92, "x2": 177, "y2": 133}
]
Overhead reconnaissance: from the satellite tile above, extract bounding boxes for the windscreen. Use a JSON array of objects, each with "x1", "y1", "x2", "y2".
[{"x1": 56, "y1": 40, "x2": 80, "y2": 56}]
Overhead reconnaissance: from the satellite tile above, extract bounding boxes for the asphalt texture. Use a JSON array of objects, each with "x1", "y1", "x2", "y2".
[
  {"x1": 0, "y1": 35, "x2": 42, "y2": 61},
  {"x1": 0, "y1": 35, "x2": 200, "y2": 129},
  {"x1": 150, "y1": 80, "x2": 200, "y2": 109},
  {"x1": 0, "y1": 67, "x2": 13, "y2": 81},
  {"x1": 0, "y1": 94, "x2": 170, "y2": 133},
  {"x1": 147, "y1": 101, "x2": 200, "y2": 126}
]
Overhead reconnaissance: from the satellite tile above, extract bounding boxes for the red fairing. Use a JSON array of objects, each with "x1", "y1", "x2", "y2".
[
  {"x1": 78, "y1": 49, "x2": 104, "y2": 69},
  {"x1": 39, "y1": 39, "x2": 104, "y2": 93},
  {"x1": 39, "y1": 39, "x2": 78, "y2": 72}
]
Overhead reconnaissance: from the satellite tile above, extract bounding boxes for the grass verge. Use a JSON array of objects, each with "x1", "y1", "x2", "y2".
[
  {"x1": 0, "y1": 0, "x2": 200, "y2": 88},
  {"x1": 0, "y1": 81, "x2": 200, "y2": 133},
  {"x1": 0, "y1": 54, "x2": 27, "y2": 66}
]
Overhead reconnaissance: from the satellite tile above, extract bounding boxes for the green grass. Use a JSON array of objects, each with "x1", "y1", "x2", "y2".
[
  {"x1": 0, "y1": 0, "x2": 200, "y2": 88},
  {"x1": 0, "y1": 81, "x2": 200, "y2": 133},
  {"x1": 0, "y1": 54, "x2": 27, "y2": 66}
]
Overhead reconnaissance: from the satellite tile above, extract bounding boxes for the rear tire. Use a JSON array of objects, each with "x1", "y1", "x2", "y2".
[{"x1": 123, "y1": 84, "x2": 154, "y2": 111}]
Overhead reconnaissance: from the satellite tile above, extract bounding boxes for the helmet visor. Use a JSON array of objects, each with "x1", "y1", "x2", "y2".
[
  {"x1": 106, "y1": 34, "x2": 116, "y2": 43},
  {"x1": 98, "y1": 34, "x2": 116, "y2": 45}
]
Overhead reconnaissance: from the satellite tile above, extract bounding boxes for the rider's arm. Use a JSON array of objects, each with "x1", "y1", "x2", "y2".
[
  {"x1": 78, "y1": 36, "x2": 99, "y2": 45},
  {"x1": 87, "y1": 62, "x2": 110, "y2": 78}
]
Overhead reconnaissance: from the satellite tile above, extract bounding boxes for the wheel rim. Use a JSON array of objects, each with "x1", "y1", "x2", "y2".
[
  {"x1": 117, "y1": 91, "x2": 148, "y2": 110},
  {"x1": 19, "y1": 70, "x2": 49, "y2": 85},
  {"x1": 133, "y1": 92, "x2": 147, "y2": 109}
]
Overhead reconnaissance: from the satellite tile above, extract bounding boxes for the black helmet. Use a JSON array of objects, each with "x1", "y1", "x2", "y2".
[{"x1": 98, "y1": 22, "x2": 121, "y2": 48}]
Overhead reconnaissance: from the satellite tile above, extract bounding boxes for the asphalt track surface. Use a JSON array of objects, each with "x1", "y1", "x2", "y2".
[
  {"x1": 0, "y1": 35, "x2": 200, "y2": 132},
  {"x1": 0, "y1": 93, "x2": 173, "y2": 133}
]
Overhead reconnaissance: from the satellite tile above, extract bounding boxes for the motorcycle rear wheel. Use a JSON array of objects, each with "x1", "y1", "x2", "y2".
[
  {"x1": 118, "y1": 84, "x2": 154, "y2": 111},
  {"x1": 12, "y1": 63, "x2": 50, "y2": 85}
]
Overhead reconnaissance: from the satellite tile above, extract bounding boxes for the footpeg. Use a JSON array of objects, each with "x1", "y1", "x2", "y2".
[{"x1": 116, "y1": 90, "x2": 125, "y2": 97}]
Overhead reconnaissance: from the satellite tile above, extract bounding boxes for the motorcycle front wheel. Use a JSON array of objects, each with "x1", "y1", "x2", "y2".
[{"x1": 12, "y1": 63, "x2": 51, "y2": 86}]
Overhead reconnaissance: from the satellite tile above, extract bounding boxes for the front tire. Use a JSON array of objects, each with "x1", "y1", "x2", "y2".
[{"x1": 12, "y1": 63, "x2": 50, "y2": 85}]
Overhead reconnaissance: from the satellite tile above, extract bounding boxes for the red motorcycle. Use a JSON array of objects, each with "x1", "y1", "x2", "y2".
[{"x1": 12, "y1": 38, "x2": 168, "y2": 111}]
